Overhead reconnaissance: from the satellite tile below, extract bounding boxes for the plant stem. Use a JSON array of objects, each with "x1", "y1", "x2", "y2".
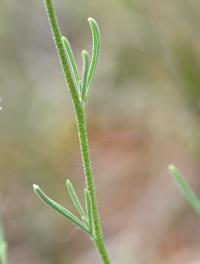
[
  {"x1": 43, "y1": 0, "x2": 112, "y2": 263},
  {"x1": 76, "y1": 105, "x2": 112, "y2": 264},
  {"x1": 44, "y1": 0, "x2": 80, "y2": 107}
]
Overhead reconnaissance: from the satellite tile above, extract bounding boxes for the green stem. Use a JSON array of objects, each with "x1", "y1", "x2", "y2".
[
  {"x1": 76, "y1": 105, "x2": 112, "y2": 264},
  {"x1": 44, "y1": 0, "x2": 80, "y2": 107},
  {"x1": 43, "y1": 0, "x2": 112, "y2": 263}
]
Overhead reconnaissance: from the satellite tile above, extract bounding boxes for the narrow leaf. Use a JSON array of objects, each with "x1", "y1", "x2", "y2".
[
  {"x1": 33, "y1": 184, "x2": 88, "y2": 232},
  {"x1": 169, "y1": 165, "x2": 200, "y2": 215},
  {"x1": 81, "y1": 50, "x2": 90, "y2": 101},
  {"x1": 81, "y1": 215, "x2": 89, "y2": 230},
  {"x1": 85, "y1": 17, "x2": 100, "y2": 98},
  {"x1": 62, "y1": 36, "x2": 80, "y2": 90},
  {"x1": 77, "y1": 80, "x2": 82, "y2": 97},
  {"x1": 84, "y1": 189, "x2": 95, "y2": 237},
  {"x1": 66, "y1": 180, "x2": 86, "y2": 218}
]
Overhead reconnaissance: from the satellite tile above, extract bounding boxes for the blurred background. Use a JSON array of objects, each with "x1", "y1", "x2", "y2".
[{"x1": 1, "y1": 0, "x2": 200, "y2": 263}]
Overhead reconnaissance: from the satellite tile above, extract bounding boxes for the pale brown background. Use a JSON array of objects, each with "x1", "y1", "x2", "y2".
[{"x1": 0, "y1": 0, "x2": 200, "y2": 263}]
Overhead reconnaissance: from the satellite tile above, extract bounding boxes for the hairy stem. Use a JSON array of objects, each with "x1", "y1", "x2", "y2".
[
  {"x1": 44, "y1": 0, "x2": 80, "y2": 107},
  {"x1": 76, "y1": 106, "x2": 112, "y2": 264},
  {"x1": 43, "y1": 0, "x2": 112, "y2": 263}
]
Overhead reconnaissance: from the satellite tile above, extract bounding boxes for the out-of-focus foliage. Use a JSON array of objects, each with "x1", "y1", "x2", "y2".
[
  {"x1": 169, "y1": 165, "x2": 200, "y2": 215},
  {"x1": 0, "y1": 223, "x2": 7, "y2": 264},
  {"x1": 1, "y1": 0, "x2": 200, "y2": 263}
]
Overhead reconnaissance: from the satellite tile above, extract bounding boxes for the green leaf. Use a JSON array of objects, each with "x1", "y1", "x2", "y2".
[
  {"x1": 62, "y1": 36, "x2": 80, "y2": 92},
  {"x1": 0, "y1": 223, "x2": 7, "y2": 264},
  {"x1": 81, "y1": 215, "x2": 89, "y2": 230},
  {"x1": 81, "y1": 50, "x2": 90, "y2": 101},
  {"x1": 84, "y1": 189, "x2": 95, "y2": 237},
  {"x1": 169, "y1": 164, "x2": 200, "y2": 215},
  {"x1": 66, "y1": 180, "x2": 86, "y2": 218},
  {"x1": 85, "y1": 17, "x2": 100, "y2": 99},
  {"x1": 77, "y1": 80, "x2": 82, "y2": 96},
  {"x1": 33, "y1": 184, "x2": 89, "y2": 233}
]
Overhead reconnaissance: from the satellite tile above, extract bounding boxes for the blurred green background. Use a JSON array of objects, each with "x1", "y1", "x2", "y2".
[{"x1": 1, "y1": 0, "x2": 200, "y2": 263}]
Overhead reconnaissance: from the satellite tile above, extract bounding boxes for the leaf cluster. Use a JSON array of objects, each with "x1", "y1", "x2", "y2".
[
  {"x1": 33, "y1": 17, "x2": 100, "y2": 240},
  {"x1": 34, "y1": 180, "x2": 96, "y2": 239},
  {"x1": 62, "y1": 18, "x2": 100, "y2": 103}
]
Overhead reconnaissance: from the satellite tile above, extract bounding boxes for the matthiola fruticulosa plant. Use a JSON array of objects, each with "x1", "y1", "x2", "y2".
[
  {"x1": 31, "y1": 1, "x2": 200, "y2": 264},
  {"x1": 33, "y1": 0, "x2": 111, "y2": 263}
]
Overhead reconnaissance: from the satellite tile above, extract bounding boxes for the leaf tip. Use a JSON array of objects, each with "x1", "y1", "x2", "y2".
[
  {"x1": 66, "y1": 179, "x2": 71, "y2": 186},
  {"x1": 168, "y1": 164, "x2": 176, "y2": 172},
  {"x1": 61, "y1": 36, "x2": 67, "y2": 44},
  {"x1": 33, "y1": 184, "x2": 39, "y2": 191},
  {"x1": 88, "y1": 17, "x2": 94, "y2": 22},
  {"x1": 82, "y1": 49, "x2": 87, "y2": 56},
  {"x1": 88, "y1": 17, "x2": 99, "y2": 28}
]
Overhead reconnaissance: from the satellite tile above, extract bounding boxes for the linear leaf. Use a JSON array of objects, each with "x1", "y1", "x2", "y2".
[
  {"x1": 33, "y1": 184, "x2": 89, "y2": 233},
  {"x1": 81, "y1": 215, "x2": 89, "y2": 230},
  {"x1": 169, "y1": 165, "x2": 200, "y2": 215},
  {"x1": 62, "y1": 36, "x2": 80, "y2": 91},
  {"x1": 66, "y1": 180, "x2": 86, "y2": 218},
  {"x1": 85, "y1": 17, "x2": 100, "y2": 99},
  {"x1": 84, "y1": 189, "x2": 95, "y2": 237},
  {"x1": 77, "y1": 80, "x2": 82, "y2": 97},
  {"x1": 81, "y1": 50, "x2": 90, "y2": 101}
]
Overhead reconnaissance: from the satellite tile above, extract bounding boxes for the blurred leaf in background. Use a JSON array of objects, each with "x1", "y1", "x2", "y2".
[
  {"x1": 0, "y1": 223, "x2": 7, "y2": 264},
  {"x1": 169, "y1": 165, "x2": 200, "y2": 215}
]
